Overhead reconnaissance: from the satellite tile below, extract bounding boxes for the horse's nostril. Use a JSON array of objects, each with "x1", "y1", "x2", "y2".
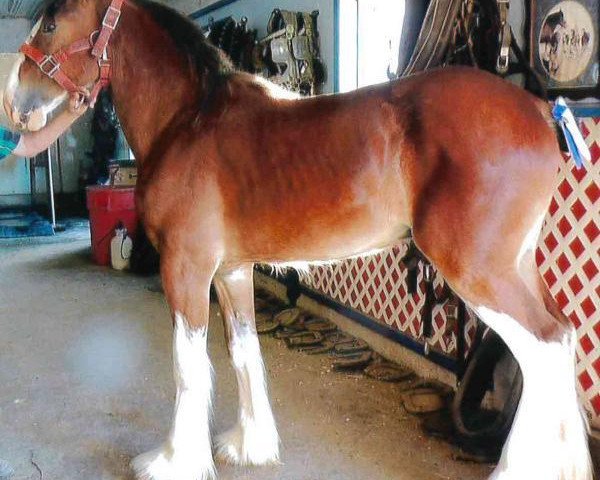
[{"x1": 20, "y1": 112, "x2": 31, "y2": 124}]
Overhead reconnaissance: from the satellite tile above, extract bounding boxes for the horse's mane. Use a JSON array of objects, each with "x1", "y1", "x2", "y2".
[{"x1": 135, "y1": 0, "x2": 234, "y2": 87}]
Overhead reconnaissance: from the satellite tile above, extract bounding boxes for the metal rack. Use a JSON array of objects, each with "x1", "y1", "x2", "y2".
[{"x1": 29, "y1": 141, "x2": 59, "y2": 230}]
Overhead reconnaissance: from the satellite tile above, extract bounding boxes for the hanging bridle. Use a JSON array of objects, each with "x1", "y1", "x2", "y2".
[{"x1": 19, "y1": 0, "x2": 124, "y2": 107}]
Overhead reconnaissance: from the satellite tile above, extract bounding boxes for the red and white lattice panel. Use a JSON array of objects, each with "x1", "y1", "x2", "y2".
[
  {"x1": 304, "y1": 242, "x2": 479, "y2": 358},
  {"x1": 537, "y1": 117, "x2": 600, "y2": 418}
]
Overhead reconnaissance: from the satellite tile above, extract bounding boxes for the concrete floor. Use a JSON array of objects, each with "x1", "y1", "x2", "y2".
[{"x1": 0, "y1": 225, "x2": 491, "y2": 480}]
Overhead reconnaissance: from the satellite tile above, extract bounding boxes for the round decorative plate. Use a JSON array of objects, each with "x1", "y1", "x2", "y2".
[{"x1": 538, "y1": 1, "x2": 595, "y2": 83}]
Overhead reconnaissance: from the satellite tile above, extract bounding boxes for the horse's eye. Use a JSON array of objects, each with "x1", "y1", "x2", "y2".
[{"x1": 42, "y1": 21, "x2": 56, "y2": 34}]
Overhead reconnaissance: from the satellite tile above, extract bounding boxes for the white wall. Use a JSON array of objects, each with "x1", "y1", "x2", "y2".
[{"x1": 338, "y1": 0, "x2": 405, "y2": 92}]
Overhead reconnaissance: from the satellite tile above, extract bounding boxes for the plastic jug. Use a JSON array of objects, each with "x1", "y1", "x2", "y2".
[{"x1": 111, "y1": 224, "x2": 133, "y2": 271}]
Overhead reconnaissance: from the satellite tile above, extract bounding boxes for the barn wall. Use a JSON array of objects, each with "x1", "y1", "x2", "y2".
[{"x1": 538, "y1": 118, "x2": 600, "y2": 421}]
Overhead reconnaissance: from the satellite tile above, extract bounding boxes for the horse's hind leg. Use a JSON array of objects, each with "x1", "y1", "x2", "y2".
[
  {"x1": 132, "y1": 248, "x2": 219, "y2": 480},
  {"x1": 213, "y1": 265, "x2": 280, "y2": 466},
  {"x1": 482, "y1": 247, "x2": 593, "y2": 480},
  {"x1": 472, "y1": 284, "x2": 591, "y2": 480},
  {"x1": 414, "y1": 230, "x2": 592, "y2": 479}
]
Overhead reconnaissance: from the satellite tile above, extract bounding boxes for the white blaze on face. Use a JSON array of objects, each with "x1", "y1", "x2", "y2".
[
  {"x1": 26, "y1": 109, "x2": 48, "y2": 132},
  {"x1": 42, "y1": 90, "x2": 68, "y2": 115}
]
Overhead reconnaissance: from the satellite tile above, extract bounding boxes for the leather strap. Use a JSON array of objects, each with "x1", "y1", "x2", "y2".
[
  {"x1": 92, "y1": 0, "x2": 124, "y2": 58},
  {"x1": 401, "y1": 0, "x2": 464, "y2": 76}
]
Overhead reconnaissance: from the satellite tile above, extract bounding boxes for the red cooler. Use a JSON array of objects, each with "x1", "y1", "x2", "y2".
[{"x1": 86, "y1": 186, "x2": 138, "y2": 266}]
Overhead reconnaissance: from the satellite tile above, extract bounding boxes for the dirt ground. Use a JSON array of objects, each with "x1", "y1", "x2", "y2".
[{"x1": 0, "y1": 225, "x2": 491, "y2": 480}]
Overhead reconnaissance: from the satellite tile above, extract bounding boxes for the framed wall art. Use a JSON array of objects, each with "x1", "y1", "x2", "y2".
[{"x1": 530, "y1": 0, "x2": 599, "y2": 99}]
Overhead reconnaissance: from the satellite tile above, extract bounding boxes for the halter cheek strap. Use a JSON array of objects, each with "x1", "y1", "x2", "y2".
[{"x1": 19, "y1": 0, "x2": 124, "y2": 107}]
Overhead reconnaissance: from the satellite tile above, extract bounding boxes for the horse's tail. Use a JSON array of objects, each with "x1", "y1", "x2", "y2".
[{"x1": 533, "y1": 97, "x2": 555, "y2": 127}]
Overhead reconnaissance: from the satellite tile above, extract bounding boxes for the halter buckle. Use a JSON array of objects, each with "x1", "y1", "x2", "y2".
[
  {"x1": 103, "y1": 6, "x2": 122, "y2": 30},
  {"x1": 89, "y1": 30, "x2": 100, "y2": 46},
  {"x1": 39, "y1": 55, "x2": 60, "y2": 78}
]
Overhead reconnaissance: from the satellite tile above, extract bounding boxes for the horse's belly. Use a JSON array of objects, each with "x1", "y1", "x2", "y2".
[
  {"x1": 295, "y1": 222, "x2": 412, "y2": 262},
  {"x1": 237, "y1": 201, "x2": 411, "y2": 264}
]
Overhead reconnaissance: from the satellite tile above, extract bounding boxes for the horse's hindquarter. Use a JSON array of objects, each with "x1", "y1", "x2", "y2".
[
  {"x1": 398, "y1": 68, "x2": 561, "y2": 288},
  {"x1": 215, "y1": 83, "x2": 413, "y2": 263}
]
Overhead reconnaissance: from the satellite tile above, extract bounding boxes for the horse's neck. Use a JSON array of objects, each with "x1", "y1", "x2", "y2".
[{"x1": 109, "y1": 6, "x2": 201, "y2": 163}]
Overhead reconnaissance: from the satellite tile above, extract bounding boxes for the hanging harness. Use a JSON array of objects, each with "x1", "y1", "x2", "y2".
[
  {"x1": 260, "y1": 9, "x2": 325, "y2": 96},
  {"x1": 19, "y1": 0, "x2": 124, "y2": 107}
]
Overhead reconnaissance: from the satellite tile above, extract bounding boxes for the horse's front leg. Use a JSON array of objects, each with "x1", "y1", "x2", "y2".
[
  {"x1": 213, "y1": 265, "x2": 280, "y2": 466},
  {"x1": 133, "y1": 248, "x2": 219, "y2": 480}
]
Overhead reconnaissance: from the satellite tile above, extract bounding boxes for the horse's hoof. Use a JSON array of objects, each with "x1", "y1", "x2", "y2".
[
  {"x1": 132, "y1": 446, "x2": 216, "y2": 480},
  {"x1": 215, "y1": 425, "x2": 280, "y2": 466}
]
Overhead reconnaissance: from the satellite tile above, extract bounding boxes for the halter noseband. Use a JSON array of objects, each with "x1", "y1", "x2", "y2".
[{"x1": 20, "y1": 0, "x2": 124, "y2": 107}]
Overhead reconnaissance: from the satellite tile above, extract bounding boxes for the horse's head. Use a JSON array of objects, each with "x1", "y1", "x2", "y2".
[{"x1": 3, "y1": 0, "x2": 106, "y2": 131}]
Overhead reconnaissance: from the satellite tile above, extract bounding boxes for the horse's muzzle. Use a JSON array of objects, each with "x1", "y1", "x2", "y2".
[{"x1": 3, "y1": 90, "x2": 48, "y2": 132}]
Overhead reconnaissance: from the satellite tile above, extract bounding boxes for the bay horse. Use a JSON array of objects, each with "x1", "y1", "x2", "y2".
[{"x1": 3, "y1": 1, "x2": 593, "y2": 479}]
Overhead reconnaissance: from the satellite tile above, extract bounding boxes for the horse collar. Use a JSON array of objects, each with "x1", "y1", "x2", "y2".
[{"x1": 19, "y1": 0, "x2": 125, "y2": 107}]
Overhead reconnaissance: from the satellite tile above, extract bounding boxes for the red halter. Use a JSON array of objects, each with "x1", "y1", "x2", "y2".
[{"x1": 20, "y1": 0, "x2": 124, "y2": 107}]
